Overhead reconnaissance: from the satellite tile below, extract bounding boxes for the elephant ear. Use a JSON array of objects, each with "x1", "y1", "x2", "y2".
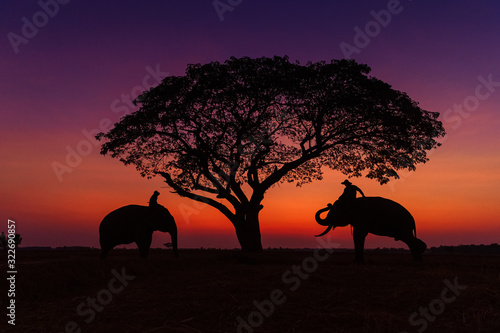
[
  {"x1": 329, "y1": 200, "x2": 352, "y2": 227},
  {"x1": 146, "y1": 205, "x2": 173, "y2": 232},
  {"x1": 145, "y1": 206, "x2": 163, "y2": 231}
]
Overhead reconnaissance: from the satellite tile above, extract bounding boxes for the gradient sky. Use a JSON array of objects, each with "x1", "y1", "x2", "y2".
[{"x1": 1, "y1": 0, "x2": 499, "y2": 250}]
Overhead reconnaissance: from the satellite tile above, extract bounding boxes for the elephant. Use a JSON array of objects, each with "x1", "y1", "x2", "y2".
[
  {"x1": 315, "y1": 197, "x2": 427, "y2": 262},
  {"x1": 99, "y1": 204, "x2": 178, "y2": 259}
]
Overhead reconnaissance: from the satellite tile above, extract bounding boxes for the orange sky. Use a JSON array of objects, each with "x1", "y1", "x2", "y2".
[{"x1": 1, "y1": 110, "x2": 499, "y2": 250}]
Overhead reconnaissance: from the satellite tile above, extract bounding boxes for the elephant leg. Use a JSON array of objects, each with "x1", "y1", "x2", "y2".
[
  {"x1": 100, "y1": 248, "x2": 110, "y2": 259},
  {"x1": 99, "y1": 237, "x2": 112, "y2": 259},
  {"x1": 137, "y1": 233, "x2": 153, "y2": 259},
  {"x1": 170, "y1": 230, "x2": 179, "y2": 258},
  {"x1": 99, "y1": 236, "x2": 109, "y2": 259},
  {"x1": 416, "y1": 238, "x2": 427, "y2": 253},
  {"x1": 353, "y1": 229, "x2": 367, "y2": 263},
  {"x1": 411, "y1": 238, "x2": 427, "y2": 261},
  {"x1": 402, "y1": 236, "x2": 427, "y2": 261}
]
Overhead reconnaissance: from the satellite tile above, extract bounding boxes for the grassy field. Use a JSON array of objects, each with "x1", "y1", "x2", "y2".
[{"x1": 4, "y1": 248, "x2": 500, "y2": 333}]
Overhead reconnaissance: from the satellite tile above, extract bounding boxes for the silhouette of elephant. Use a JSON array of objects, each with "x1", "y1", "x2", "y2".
[
  {"x1": 315, "y1": 197, "x2": 427, "y2": 262},
  {"x1": 99, "y1": 204, "x2": 178, "y2": 259}
]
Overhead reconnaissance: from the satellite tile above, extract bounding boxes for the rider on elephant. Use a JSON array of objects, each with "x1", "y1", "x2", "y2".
[
  {"x1": 339, "y1": 179, "x2": 365, "y2": 201},
  {"x1": 335, "y1": 179, "x2": 365, "y2": 218},
  {"x1": 149, "y1": 190, "x2": 161, "y2": 208}
]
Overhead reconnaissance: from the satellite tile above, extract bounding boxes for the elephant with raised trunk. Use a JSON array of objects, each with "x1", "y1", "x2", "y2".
[
  {"x1": 99, "y1": 203, "x2": 178, "y2": 259},
  {"x1": 315, "y1": 197, "x2": 426, "y2": 262}
]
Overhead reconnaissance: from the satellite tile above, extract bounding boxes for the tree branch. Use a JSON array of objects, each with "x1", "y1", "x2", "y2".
[{"x1": 158, "y1": 171, "x2": 237, "y2": 224}]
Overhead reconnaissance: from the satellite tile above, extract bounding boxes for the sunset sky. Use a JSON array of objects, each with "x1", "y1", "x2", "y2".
[{"x1": 1, "y1": 0, "x2": 499, "y2": 250}]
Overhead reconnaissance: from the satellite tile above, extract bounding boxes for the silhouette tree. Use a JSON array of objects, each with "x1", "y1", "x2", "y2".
[{"x1": 98, "y1": 56, "x2": 445, "y2": 252}]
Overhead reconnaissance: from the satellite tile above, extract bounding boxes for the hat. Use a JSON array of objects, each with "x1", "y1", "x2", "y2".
[{"x1": 341, "y1": 179, "x2": 352, "y2": 186}]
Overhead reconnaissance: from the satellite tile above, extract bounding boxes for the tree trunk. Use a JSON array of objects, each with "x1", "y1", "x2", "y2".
[{"x1": 234, "y1": 207, "x2": 263, "y2": 252}]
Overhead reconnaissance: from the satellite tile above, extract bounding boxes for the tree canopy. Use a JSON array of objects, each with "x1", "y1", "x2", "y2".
[{"x1": 98, "y1": 56, "x2": 445, "y2": 251}]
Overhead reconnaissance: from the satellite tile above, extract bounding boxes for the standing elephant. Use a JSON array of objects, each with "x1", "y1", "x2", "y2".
[
  {"x1": 99, "y1": 204, "x2": 178, "y2": 259},
  {"x1": 315, "y1": 197, "x2": 426, "y2": 262}
]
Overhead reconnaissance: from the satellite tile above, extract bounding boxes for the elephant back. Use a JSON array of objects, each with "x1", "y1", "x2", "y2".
[{"x1": 355, "y1": 197, "x2": 416, "y2": 229}]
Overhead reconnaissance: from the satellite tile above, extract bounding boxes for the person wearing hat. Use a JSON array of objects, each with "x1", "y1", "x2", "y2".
[
  {"x1": 149, "y1": 190, "x2": 161, "y2": 208},
  {"x1": 339, "y1": 179, "x2": 365, "y2": 201}
]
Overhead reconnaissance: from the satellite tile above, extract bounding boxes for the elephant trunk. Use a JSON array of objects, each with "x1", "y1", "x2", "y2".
[
  {"x1": 315, "y1": 205, "x2": 336, "y2": 237},
  {"x1": 315, "y1": 205, "x2": 332, "y2": 226},
  {"x1": 315, "y1": 225, "x2": 335, "y2": 237}
]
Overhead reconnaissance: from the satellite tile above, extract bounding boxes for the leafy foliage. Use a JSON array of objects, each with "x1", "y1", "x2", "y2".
[{"x1": 99, "y1": 57, "x2": 444, "y2": 195}]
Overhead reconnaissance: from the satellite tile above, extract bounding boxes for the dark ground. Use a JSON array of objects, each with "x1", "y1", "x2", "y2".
[{"x1": 2, "y1": 248, "x2": 500, "y2": 333}]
